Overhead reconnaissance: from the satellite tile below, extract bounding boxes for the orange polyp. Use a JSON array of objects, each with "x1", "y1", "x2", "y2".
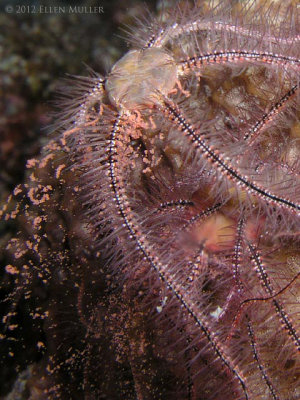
[{"x1": 190, "y1": 213, "x2": 235, "y2": 252}]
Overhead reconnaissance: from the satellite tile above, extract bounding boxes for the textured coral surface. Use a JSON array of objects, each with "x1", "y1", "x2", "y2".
[{"x1": 1, "y1": 1, "x2": 299, "y2": 399}]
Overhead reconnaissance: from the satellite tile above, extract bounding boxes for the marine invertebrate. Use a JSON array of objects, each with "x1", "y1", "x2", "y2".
[{"x1": 1, "y1": 0, "x2": 299, "y2": 399}]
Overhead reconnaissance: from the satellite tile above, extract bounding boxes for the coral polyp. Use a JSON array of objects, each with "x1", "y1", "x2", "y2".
[{"x1": 1, "y1": 1, "x2": 299, "y2": 399}]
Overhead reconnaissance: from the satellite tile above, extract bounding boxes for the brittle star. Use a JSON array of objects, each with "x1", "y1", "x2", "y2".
[{"x1": 56, "y1": 1, "x2": 300, "y2": 398}]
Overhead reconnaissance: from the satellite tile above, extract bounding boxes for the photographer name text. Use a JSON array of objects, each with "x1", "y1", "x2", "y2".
[{"x1": 5, "y1": 5, "x2": 104, "y2": 14}]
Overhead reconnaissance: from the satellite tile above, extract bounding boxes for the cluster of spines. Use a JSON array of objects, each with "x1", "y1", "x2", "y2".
[
  {"x1": 160, "y1": 96, "x2": 300, "y2": 214},
  {"x1": 73, "y1": 3, "x2": 299, "y2": 398},
  {"x1": 106, "y1": 111, "x2": 250, "y2": 398}
]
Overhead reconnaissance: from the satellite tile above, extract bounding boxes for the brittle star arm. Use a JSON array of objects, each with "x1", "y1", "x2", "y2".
[
  {"x1": 177, "y1": 51, "x2": 300, "y2": 74},
  {"x1": 243, "y1": 82, "x2": 300, "y2": 144},
  {"x1": 246, "y1": 316, "x2": 279, "y2": 400},
  {"x1": 57, "y1": 75, "x2": 106, "y2": 143},
  {"x1": 158, "y1": 94, "x2": 300, "y2": 214},
  {"x1": 177, "y1": 51, "x2": 299, "y2": 150},
  {"x1": 248, "y1": 243, "x2": 300, "y2": 352},
  {"x1": 231, "y1": 217, "x2": 299, "y2": 352},
  {"x1": 231, "y1": 217, "x2": 280, "y2": 399},
  {"x1": 146, "y1": 16, "x2": 300, "y2": 48},
  {"x1": 227, "y1": 271, "x2": 300, "y2": 342},
  {"x1": 107, "y1": 111, "x2": 249, "y2": 400}
]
